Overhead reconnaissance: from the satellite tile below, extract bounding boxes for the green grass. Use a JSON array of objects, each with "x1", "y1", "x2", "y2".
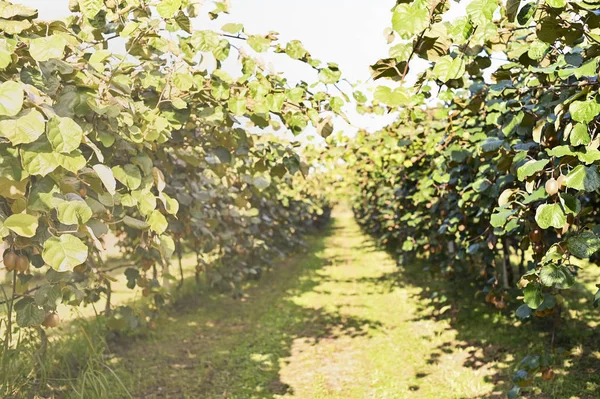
[
  {"x1": 107, "y1": 207, "x2": 600, "y2": 398},
  {"x1": 2, "y1": 206, "x2": 599, "y2": 398}
]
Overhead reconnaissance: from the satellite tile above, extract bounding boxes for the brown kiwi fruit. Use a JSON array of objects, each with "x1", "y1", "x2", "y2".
[{"x1": 3, "y1": 252, "x2": 17, "y2": 272}]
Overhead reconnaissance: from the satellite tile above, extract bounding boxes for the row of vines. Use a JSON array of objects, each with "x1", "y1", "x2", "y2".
[
  {"x1": 338, "y1": 0, "x2": 600, "y2": 396},
  {"x1": 0, "y1": 0, "x2": 339, "y2": 395}
]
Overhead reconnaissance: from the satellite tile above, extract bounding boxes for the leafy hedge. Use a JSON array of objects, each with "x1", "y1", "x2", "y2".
[
  {"x1": 0, "y1": 0, "x2": 338, "y2": 392},
  {"x1": 340, "y1": 0, "x2": 600, "y2": 395}
]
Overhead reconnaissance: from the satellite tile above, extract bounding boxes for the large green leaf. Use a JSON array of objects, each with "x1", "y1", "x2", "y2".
[
  {"x1": 539, "y1": 264, "x2": 574, "y2": 289},
  {"x1": 4, "y1": 213, "x2": 38, "y2": 237},
  {"x1": 78, "y1": 0, "x2": 103, "y2": 18},
  {"x1": 392, "y1": 4, "x2": 429, "y2": 39},
  {"x1": 156, "y1": 0, "x2": 181, "y2": 18},
  {"x1": 564, "y1": 165, "x2": 600, "y2": 192},
  {"x1": 131, "y1": 189, "x2": 156, "y2": 216},
  {"x1": 432, "y1": 56, "x2": 466, "y2": 83},
  {"x1": 42, "y1": 234, "x2": 88, "y2": 271},
  {"x1": 570, "y1": 123, "x2": 591, "y2": 146},
  {"x1": 46, "y1": 116, "x2": 83, "y2": 154},
  {"x1": 20, "y1": 141, "x2": 60, "y2": 176},
  {"x1": 523, "y1": 284, "x2": 543, "y2": 309},
  {"x1": 373, "y1": 86, "x2": 410, "y2": 107},
  {"x1": 535, "y1": 203, "x2": 567, "y2": 229},
  {"x1": 148, "y1": 210, "x2": 168, "y2": 234},
  {"x1": 112, "y1": 164, "x2": 142, "y2": 190},
  {"x1": 15, "y1": 298, "x2": 45, "y2": 328},
  {"x1": 567, "y1": 231, "x2": 600, "y2": 259},
  {"x1": 0, "y1": 81, "x2": 23, "y2": 117},
  {"x1": 516, "y1": 159, "x2": 549, "y2": 181},
  {"x1": 466, "y1": 0, "x2": 498, "y2": 24},
  {"x1": 247, "y1": 35, "x2": 271, "y2": 52},
  {"x1": 318, "y1": 67, "x2": 342, "y2": 84},
  {"x1": 56, "y1": 197, "x2": 93, "y2": 225},
  {"x1": 29, "y1": 35, "x2": 66, "y2": 62},
  {"x1": 0, "y1": 2, "x2": 37, "y2": 18},
  {"x1": 0, "y1": 109, "x2": 45, "y2": 145},
  {"x1": 569, "y1": 99, "x2": 600, "y2": 123}
]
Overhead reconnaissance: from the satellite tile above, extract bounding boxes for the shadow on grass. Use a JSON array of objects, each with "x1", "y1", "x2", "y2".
[
  {"x1": 109, "y1": 209, "x2": 600, "y2": 399},
  {"x1": 110, "y1": 220, "x2": 384, "y2": 398},
  {"x1": 348, "y1": 255, "x2": 600, "y2": 398}
]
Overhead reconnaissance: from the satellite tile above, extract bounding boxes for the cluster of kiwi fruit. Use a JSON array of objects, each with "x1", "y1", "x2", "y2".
[
  {"x1": 4, "y1": 249, "x2": 60, "y2": 328},
  {"x1": 3, "y1": 250, "x2": 30, "y2": 273}
]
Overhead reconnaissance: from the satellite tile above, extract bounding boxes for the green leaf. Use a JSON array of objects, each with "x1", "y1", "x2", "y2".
[
  {"x1": 156, "y1": 0, "x2": 181, "y2": 18},
  {"x1": 567, "y1": 231, "x2": 600, "y2": 259},
  {"x1": 159, "y1": 192, "x2": 179, "y2": 215},
  {"x1": 131, "y1": 189, "x2": 156, "y2": 216},
  {"x1": 113, "y1": 164, "x2": 142, "y2": 190},
  {"x1": 0, "y1": 2, "x2": 37, "y2": 18},
  {"x1": 35, "y1": 285, "x2": 62, "y2": 308},
  {"x1": 569, "y1": 99, "x2": 600, "y2": 123},
  {"x1": 123, "y1": 216, "x2": 150, "y2": 230},
  {"x1": 285, "y1": 40, "x2": 308, "y2": 59},
  {"x1": 491, "y1": 210, "x2": 513, "y2": 228},
  {"x1": 318, "y1": 67, "x2": 342, "y2": 84},
  {"x1": 159, "y1": 234, "x2": 175, "y2": 259},
  {"x1": 78, "y1": 0, "x2": 103, "y2": 18},
  {"x1": 46, "y1": 116, "x2": 83, "y2": 154},
  {"x1": 373, "y1": 86, "x2": 410, "y2": 107},
  {"x1": 517, "y1": 3, "x2": 535, "y2": 25},
  {"x1": 535, "y1": 203, "x2": 567, "y2": 229},
  {"x1": 15, "y1": 298, "x2": 45, "y2": 327},
  {"x1": 191, "y1": 30, "x2": 220, "y2": 52},
  {"x1": 392, "y1": 4, "x2": 429, "y2": 39},
  {"x1": 516, "y1": 159, "x2": 548, "y2": 181},
  {"x1": 466, "y1": 0, "x2": 498, "y2": 25},
  {"x1": 0, "y1": 19, "x2": 32, "y2": 35},
  {"x1": 506, "y1": 0, "x2": 520, "y2": 22},
  {"x1": 515, "y1": 304, "x2": 532, "y2": 319},
  {"x1": 4, "y1": 213, "x2": 38, "y2": 237},
  {"x1": 148, "y1": 210, "x2": 168, "y2": 234},
  {"x1": 0, "y1": 109, "x2": 45, "y2": 145},
  {"x1": 545, "y1": 0, "x2": 566, "y2": 8},
  {"x1": 28, "y1": 177, "x2": 60, "y2": 211},
  {"x1": 0, "y1": 81, "x2": 23, "y2": 117},
  {"x1": 56, "y1": 197, "x2": 93, "y2": 225},
  {"x1": 247, "y1": 35, "x2": 271, "y2": 52},
  {"x1": 228, "y1": 97, "x2": 246, "y2": 116},
  {"x1": 29, "y1": 35, "x2": 66, "y2": 62},
  {"x1": 570, "y1": 123, "x2": 591, "y2": 146},
  {"x1": 546, "y1": 145, "x2": 574, "y2": 157},
  {"x1": 92, "y1": 164, "x2": 116, "y2": 195},
  {"x1": 559, "y1": 193, "x2": 581, "y2": 215},
  {"x1": 564, "y1": 165, "x2": 600, "y2": 192},
  {"x1": 432, "y1": 56, "x2": 466, "y2": 83},
  {"x1": 56, "y1": 150, "x2": 86, "y2": 173},
  {"x1": 523, "y1": 284, "x2": 543, "y2": 309},
  {"x1": 42, "y1": 234, "x2": 88, "y2": 271},
  {"x1": 539, "y1": 264, "x2": 574, "y2": 289},
  {"x1": 221, "y1": 23, "x2": 243, "y2": 34},
  {"x1": 286, "y1": 87, "x2": 305, "y2": 103}
]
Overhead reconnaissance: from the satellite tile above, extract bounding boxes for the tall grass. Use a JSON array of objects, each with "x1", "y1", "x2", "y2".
[{"x1": 0, "y1": 313, "x2": 131, "y2": 398}]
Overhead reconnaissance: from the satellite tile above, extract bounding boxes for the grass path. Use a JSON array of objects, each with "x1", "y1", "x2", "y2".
[
  {"x1": 112, "y1": 207, "x2": 600, "y2": 398},
  {"x1": 113, "y1": 207, "x2": 499, "y2": 398}
]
